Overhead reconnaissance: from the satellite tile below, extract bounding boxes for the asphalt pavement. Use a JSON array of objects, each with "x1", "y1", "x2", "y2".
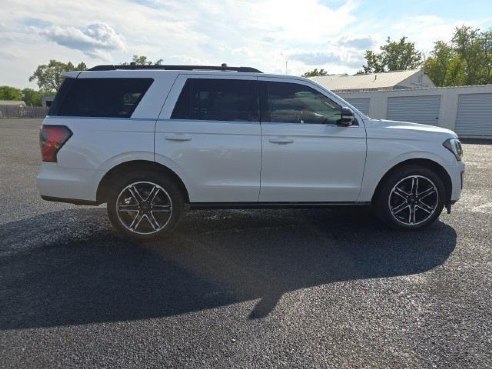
[{"x1": 0, "y1": 119, "x2": 490, "y2": 368}]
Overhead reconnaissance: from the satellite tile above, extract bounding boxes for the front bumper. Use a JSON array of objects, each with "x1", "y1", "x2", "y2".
[{"x1": 449, "y1": 161, "x2": 465, "y2": 203}]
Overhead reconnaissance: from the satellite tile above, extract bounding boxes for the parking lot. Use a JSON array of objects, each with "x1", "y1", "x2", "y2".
[{"x1": 0, "y1": 119, "x2": 490, "y2": 368}]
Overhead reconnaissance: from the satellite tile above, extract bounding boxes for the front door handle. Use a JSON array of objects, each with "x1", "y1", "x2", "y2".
[
  {"x1": 269, "y1": 137, "x2": 294, "y2": 144},
  {"x1": 164, "y1": 134, "x2": 192, "y2": 142}
]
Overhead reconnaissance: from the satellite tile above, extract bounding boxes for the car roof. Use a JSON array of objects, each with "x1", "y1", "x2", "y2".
[
  {"x1": 65, "y1": 65, "x2": 309, "y2": 83},
  {"x1": 88, "y1": 64, "x2": 262, "y2": 73}
]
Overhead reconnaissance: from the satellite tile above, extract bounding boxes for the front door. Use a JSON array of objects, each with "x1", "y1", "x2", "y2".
[{"x1": 258, "y1": 78, "x2": 367, "y2": 202}]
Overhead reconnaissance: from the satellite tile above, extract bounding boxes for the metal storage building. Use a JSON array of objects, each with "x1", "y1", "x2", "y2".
[{"x1": 311, "y1": 71, "x2": 492, "y2": 138}]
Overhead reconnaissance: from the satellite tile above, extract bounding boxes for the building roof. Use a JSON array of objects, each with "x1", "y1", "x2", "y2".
[
  {"x1": 0, "y1": 100, "x2": 26, "y2": 107},
  {"x1": 311, "y1": 69, "x2": 432, "y2": 91}
]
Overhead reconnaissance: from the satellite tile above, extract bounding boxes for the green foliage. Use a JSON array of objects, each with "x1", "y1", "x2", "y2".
[
  {"x1": 29, "y1": 60, "x2": 87, "y2": 93},
  {"x1": 0, "y1": 86, "x2": 22, "y2": 101},
  {"x1": 0, "y1": 86, "x2": 48, "y2": 106},
  {"x1": 424, "y1": 26, "x2": 492, "y2": 86},
  {"x1": 302, "y1": 68, "x2": 328, "y2": 77},
  {"x1": 124, "y1": 55, "x2": 164, "y2": 65},
  {"x1": 361, "y1": 37, "x2": 423, "y2": 73},
  {"x1": 21, "y1": 88, "x2": 43, "y2": 107}
]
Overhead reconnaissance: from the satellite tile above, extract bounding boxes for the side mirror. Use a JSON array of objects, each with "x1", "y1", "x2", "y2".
[{"x1": 337, "y1": 107, "x2": 355, "y2": 127}]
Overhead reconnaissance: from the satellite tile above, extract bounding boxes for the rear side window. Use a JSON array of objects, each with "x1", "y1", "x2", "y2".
[
  {"x1": 49, "y1": 78, "x2": 153, "y2": 118},
  {"x1": 171, "y1": 79, "x2": 258, "y2": 122}
]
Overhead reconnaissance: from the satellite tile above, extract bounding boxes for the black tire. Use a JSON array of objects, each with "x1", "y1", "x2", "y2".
[
  {"x1": 106, "y1": 171, "x2": 184, "y2": 240},
  {"x1": 373, "y1": 165, "x2": 446, "y2": 230}
]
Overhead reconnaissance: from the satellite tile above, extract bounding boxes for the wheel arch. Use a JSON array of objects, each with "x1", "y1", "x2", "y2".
[
  {"x1": 371, "y1": 159, "x2": 452, "y2": 205},
  {"x1": 96, "y1": 160, "x2": 190, "y2": 204}
]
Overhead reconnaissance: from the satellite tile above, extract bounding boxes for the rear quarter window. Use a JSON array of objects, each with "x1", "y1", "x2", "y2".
[{"x1": 49, "y1": 78, "x2": 154, "y2": 118}]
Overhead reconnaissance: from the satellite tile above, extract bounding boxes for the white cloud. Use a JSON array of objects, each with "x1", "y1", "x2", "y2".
[
  {"x1": 391, "y1": 16, "x2": 462, "y2": 53},
  {"x1": 0, "y1": 0, "x2": 490, "y2": 88},
  {"x1": 39, "y1": 23, "x2": 125, "y2": 60}
]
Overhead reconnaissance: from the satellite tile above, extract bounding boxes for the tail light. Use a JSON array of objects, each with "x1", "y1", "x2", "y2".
[{"x1": 40, "y1": 125, "x2": 72, "y2": 162}]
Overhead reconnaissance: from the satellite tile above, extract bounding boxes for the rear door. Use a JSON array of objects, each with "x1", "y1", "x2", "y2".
[
  {"x1": 258, "y1": 77, "x2": 367, "y2": 202},
  {"x1": 155, "y1": 75, "x2": 261, "y2": 203}
]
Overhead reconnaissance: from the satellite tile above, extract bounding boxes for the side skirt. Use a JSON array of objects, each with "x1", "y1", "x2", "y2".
[{"x1": 189, "y1": 202, "x2": 371, "y2": 210}]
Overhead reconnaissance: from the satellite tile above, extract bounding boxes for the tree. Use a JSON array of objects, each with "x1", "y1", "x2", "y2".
[
  {"x1": 361, "y1": 37, "x2": 423, "y2": 73},
  {"x1": 424, "y1": 26, "x2": 492, "y2": 86},
  {"x1": 21, "y1": 88, "x2": 43, "y2": 107},
  {"x1": 452, "y1": 26, "x2": 492, "y2": 84},
  {"x1": 124, "y1": 55, "x2": 163, "y2": 65},
  {"x1": 302, "y1": 68, "x2": 328, "y2": 77},
  {"x1": 29, "y1": 60, "x2": 87, "y2": 93},
  {"x1": 0, "y1": 86, "x2": 22, "y2": 101},
  {"x1": 423, "y1": 41, "x2": 462, "y2": 86}
]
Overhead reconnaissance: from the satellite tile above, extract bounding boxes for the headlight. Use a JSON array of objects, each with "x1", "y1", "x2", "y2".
[{"x1": 443, "y1": 138, "x2": 463, "y2": 161}]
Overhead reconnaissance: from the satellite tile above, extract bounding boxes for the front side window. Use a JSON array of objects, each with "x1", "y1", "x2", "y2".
[
  {"x1": 171, "y1": 78, "x2": 258, "y2": 122},
  {"x1": 49, "y1": 78, "x2": 153, "y2": 118},
  {"x1": 261, "y1": 82, "x2": 342, "y2": 124}
]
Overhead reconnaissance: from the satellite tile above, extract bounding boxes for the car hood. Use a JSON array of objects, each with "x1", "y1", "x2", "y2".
[{"x1": 364, "y1": 118, "x2": 458, "y2": 140}]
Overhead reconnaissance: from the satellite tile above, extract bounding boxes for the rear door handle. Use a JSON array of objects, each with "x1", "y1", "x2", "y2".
[
  {"x1": 164, "y1": 134, "x2": 192, "y2": 142},
  {"x1": 269, "y1": 137, "x2": 294, "y2": 144}
]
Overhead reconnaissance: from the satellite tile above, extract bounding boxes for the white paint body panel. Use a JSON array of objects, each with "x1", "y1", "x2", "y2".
[
  {"x1": 155, "y1": 74, "x2": 261, "y2": 202},
  {"x1": 260, "y1": 122, "x2": 366, "y2": 201},
  {"x1": 37, "y1": 70, "x2": 464, "y2": 207},
  {"x1": 257, "y1": 76, "x2": 366, "y2": 202},
  {"x1": 359, "y1": 119, "x2": 464, "y2": 202},
  {"x1": 37, "y1": 116, "x2": 155, "y2": 201},
  {"x1": 258, "y1": 77, "x2": 366, "y2": 202},
  {"x1": 155, "y1": 120, "x2": 261, "y2": 202}
]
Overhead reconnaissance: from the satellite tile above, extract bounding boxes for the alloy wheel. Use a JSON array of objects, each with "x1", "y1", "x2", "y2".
[
  {"x1": 115, "y1": 181, "x2": 173, "y2": 235},
  {"x1": 388, "y1": 175, "x2": 439, "y2": 226}
]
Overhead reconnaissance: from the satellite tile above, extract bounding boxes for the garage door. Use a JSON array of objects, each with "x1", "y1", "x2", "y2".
[
  {"x1": 345, "y1": 98, "x2": 370, "y2": 115},
  {"x1": 455, "y1": 93, "x2": 492, "y2": 137},
  {"x1": 387, "y1": 95, "x2": 441, "y2": 125}
]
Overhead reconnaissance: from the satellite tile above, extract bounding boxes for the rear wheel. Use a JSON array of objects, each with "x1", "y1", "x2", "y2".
[
  {"x1": 107, "y1": 172, "x2": 184, "y2": 240},
  {"x1": 374, "y1": 166, "x2": 445, "y2": 230}
]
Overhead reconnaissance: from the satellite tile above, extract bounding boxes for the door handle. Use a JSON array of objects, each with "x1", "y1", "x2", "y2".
[
  {"x1": 164, "y1": 134, "x2": 192, "y2": 142},
  {"x1": 269, "y1": 137, "x2": 294, "y2": 144}
]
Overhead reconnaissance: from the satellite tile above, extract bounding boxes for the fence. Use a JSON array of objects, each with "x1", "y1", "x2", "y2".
[{"x1": 0, "y1": 106, "x2": 49, "y2": 119}]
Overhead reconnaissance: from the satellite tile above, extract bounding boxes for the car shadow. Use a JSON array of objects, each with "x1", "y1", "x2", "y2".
[{"x1": 0, "y1": 207, "x2": 457, "y2": 329}]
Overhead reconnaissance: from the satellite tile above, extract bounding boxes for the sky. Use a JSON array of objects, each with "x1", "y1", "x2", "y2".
[{"x1": 1, "y1": 0, "x2": 491, "y2": 89}]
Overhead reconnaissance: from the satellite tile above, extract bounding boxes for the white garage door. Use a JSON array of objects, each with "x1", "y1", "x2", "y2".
[
  {"x1": 345, "y1": 98, "x2": 370, "y2": 115},
  {"x1": 455, "y1": 93, "x2": 492, "y2": 137},
  {"x1": 387, "y1": 95, "x2": 441, "y2": 125}
]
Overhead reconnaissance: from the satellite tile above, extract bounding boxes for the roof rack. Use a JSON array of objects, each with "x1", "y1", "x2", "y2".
[{"x1": 88, "y1": 63, "x2": 262, "y2": 73}]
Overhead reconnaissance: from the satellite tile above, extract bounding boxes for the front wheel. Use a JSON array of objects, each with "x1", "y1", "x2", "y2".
[
  {"x1": 374, "y1": 166, "x2": 446, "y2": 230},
  {"x1": 107, "y1": 172, "x2": 184, "y2": 240}
]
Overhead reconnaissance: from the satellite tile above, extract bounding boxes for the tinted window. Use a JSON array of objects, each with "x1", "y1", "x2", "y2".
[
  {"x1": 49, "y1": 78, "x2": 153, "y2": 118},
  {"x1": 171, "y1": 79, "x2": 258, "y2": 122},
  {"x1": 261, "y1": 82, "x2": 342, "y2": 124}
]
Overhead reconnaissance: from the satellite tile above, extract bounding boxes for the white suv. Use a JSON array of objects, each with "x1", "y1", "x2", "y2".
[{"x1": 37, "y1": 64, "x2": 465, "y2": 240}]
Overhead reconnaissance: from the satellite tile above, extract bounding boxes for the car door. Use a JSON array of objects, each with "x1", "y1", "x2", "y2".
[
  {"x1": 258, "y1": 77, "x2": 367, "y2": 202},
  {"x1": 155, "y1": 75, "x2": 261, "y2": 203}
]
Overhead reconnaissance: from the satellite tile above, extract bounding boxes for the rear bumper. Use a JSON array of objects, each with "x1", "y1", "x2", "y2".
[
  {"x1": 40, "y1": 195, "x2": 99, "y2": 205},
  {"x1": 37, "y1": 163, "x2": 101, "y2": 203}
]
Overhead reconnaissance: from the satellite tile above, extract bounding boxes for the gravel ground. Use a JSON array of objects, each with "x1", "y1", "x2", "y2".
[{"x1": 0, "y1": 119, "x2": 490, "y2": 369}]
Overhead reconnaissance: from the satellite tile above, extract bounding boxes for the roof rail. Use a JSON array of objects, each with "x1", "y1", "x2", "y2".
[{"x1": 88, "y1": 63, "x2": 262, "y2": 73}]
